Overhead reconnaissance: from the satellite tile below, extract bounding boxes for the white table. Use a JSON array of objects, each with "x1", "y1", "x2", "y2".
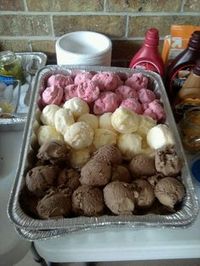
[{"x1": 1, "y1": 130, "x2": 200, "y2": 263}]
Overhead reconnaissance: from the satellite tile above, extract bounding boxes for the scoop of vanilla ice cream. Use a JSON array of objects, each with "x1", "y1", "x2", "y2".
[
  {"x1": 99, "y1": 112, "x2": 116, "y2": 132},
  {"x1": 111, "y1": 107, "x2": 139, "y2": 134},
  {"x1": 37, "y1": 125, "x2": 64, "y2": 146},
  {"x1": 136, "y1": 115, "x2": 156, "y2": 137},
  {"x1": 63, "y1": 97, "x2": 89, "y2": 118},
  {"x1": 117, "y1": 133, "x2": 142, "y2": 160},
  {"x1": 70, "y1": 148, "x2": 91, "y2": 169},
  {"x1": 64, "y1": 121, "x2": 94, "y2": 149},
  {"x1": 40, "y1": 104, "x2": 60, "y2": 126},
  {"x1": 147, "y1": 124, "x2": 175, "y2": 150},
  {"x1": 93, "y1": 128, "x2": 117, "y2": 149},
  {"x1": 54, "y1": 108, "x2": 75, "y2": 135},
  {"x1": 77, "y1": 113, "x2": 98, "y2": 130}
]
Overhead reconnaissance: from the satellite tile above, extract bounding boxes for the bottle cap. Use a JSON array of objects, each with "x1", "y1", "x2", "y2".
[
  {"x1": 191, "y1": 155, "x2": 200, "y2": 183},
  {"x1": 145, "y1": 28, "x2": 159, "y2": 47}
]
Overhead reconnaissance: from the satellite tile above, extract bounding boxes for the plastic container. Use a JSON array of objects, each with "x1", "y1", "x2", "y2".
[{"x1": 129, "y1": 28, "x2": 164, "y2": 76}]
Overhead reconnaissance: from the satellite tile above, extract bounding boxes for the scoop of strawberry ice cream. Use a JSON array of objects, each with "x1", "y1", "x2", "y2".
[
  {"x1": 138, "y1": 88, "x2": 156, "y2": 104},
  {"x1": 74, "y1": 72, "x2": 94, "y2": 85},
  {"x1": 64, "y1": 84, "x2": 78, "y2": 101},
  {"x1": 92, "y1": 72, "x2": 119, "y2": 91},
  {"x1": 144, "y1": 100, "x2": 165, "y2": 122},
  {"x1": 125, "y1": 73, "x2": 148, "y2": 91},
  {"x1": 120, "y1": 98, "x2": 143, "y2": 114},
  {"x1": 143, "y1": 108, "x2": 158, "y2": 121},
  {"x1": 42, "y1": 86, "x2": 63, "y2": 105},
  {"x1": 93, "y1": 92, "x2": 120, "y2": 115},
  {"x1": 77, "y1": 80, "x2": 100, "y2": 103},
  {"x1": 115, "y1": 85, "x2": 138, "y2": 100},
  {"x1": 47, "y1": 74, "x2": 74, "y2": 88}
]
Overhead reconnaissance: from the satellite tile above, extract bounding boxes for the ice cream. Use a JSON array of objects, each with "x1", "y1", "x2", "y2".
[
  {"x1": 64, "y1": 122, "x2": 94, "y2": 149},
  {"x1": 144, "y1": 100, "x2": 166, "y2": 122},
  {"x1": 64, "y1": 84, "x2": 78, "y2": 101},
  {"x1": 26, "y1": 165, "x2": 59, "y2": 196},
  {"x1": 40, "y1": 104, "x2": 60, "y2": 126},
  {"x1": 69, "y1": 148, "x2": 91, "y2": 169},
  {"x1": 47, "y1": 74, "x2": 73, "y2": 88},
  {"x1": 93, "y1": 128, "x2": 117, "y2": 149},
  {"x1": 129, "y1": 154, "x2": 156, "y2": 177},
  {"x1": 111, "y1": 165, "x2": 132, "y2": 183},
  {"x1": 136, "y1": 115, "x2": 156, "y2": 137},
  {"x1": 155, "y1": 177, "x2": 185, "y2": 209},
  {"x1": 57, "y1": 168, "x2": 80, "y2": 191},
  {"x1": 92, "y1": 72, "x2": 119, "y2": 91},
  {"x1": 74, "y1": 72, "x2": 94, "y2": 85},
  {"x1": 37, "y1": 187, "x2": 72, "y2": 219},
  {"x1": 37, "y1": 125, "x2": 64, "y2": 146},
  {"x1": 80, "y1": 158, "x2": 111, "y2": 186},
  {"x1": 155, "y1": 145, "x2": 182, "y2": 176},
  {"x1": 92, "y1": 144, "x2": 122, "y2": 165},
  {"x1": 147, "y1": 174, "x2": 163, "y2": 188},
  {"x1": 77, "y1": 80, "x2": 100, "y2": 103},
  {"x1": 103, "y1": 181, "x2": 135, "y2": 215},
  {"x1": 132, "y1": 179, "x2": 155, "y2": 208},
  {"x1": 42, "y1": 86, "x2": 63, "y2": 105},
  {"x1": 146, "y1": 124, "x2": 175, "y2": 150},
  {"x1": 115, "y1": 85, "x2": 138, "y2": 100},
  {"x1": 54, "y1": 108, "x2": 75, "y2": 135},
  {"x1": 117, "y1": 133, "x2": 143, "y2": 160},
  {"x1": 72, "y1": 185, "x2": 105, "y2": 216},
  {"x1": 138, "y1": 88, "x2": 156, "y2": 104},
  {"x1": 120, "y1": 98, "x2": 143, "y2": 114},
  {"x1": 77, "y1": 113, "x2": 99, "y2": 130},
  {"x1": 93, "y1": 91, "x2": 120, "y2": 115},
  {"x1": 111, "y1": 107, "x2": 139, "y2": 134},
  {"x1": 37, "y1": 140, "x2": 69, "y2": 165},
  {"x1": 125, "y1": 73, "x2": 148, "y2": 90},
  {"x1": 63, "y1": 97, "x2": 89, "y2": 118},
  {"x1": 99, "y1": 112, "x2": 116, "y2": 132}
]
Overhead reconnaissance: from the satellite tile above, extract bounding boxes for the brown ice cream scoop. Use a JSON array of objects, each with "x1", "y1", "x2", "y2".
[
  {"x1": 155, "y1": 177, "x2": 185, "y2": 209},
  {"x1": 111, "y1": 165, "x2": 132, "y2": 183},
  {"x1": 103, "y1": 181, "x2": 135, "y2": 215},
  {"x1": 57, "y1": 168, "x2": 80, "y2": 191},
  {"x1": 132, "y1": 179, "x2": 155, "y2": 208},
  {"x1": 155, "y1": 145, "x2": 182, "y2": 176},
  {"x1": 26, "y1": 165, "x2": 59, "y2": 196},
  {"x1": 37, "y1": 140, "x2": 70, "y2": 165},
  {"x1": 147, "y1": 174, "x2": 163, "y2": 188},
  {"x1": 37, "y1": 187, "x2": 72, "y2": 219},
  {"x1": 129, "y1": 154, "x2": 156, "y2": 178},
  {"x1": 92, "y1": 144, "x2": 122, "y2": 165},
  {"x1": 72, "y1": 185, "x2": 105, "y2": 216},
  {"x1": 80, "y1": 158, "x2": 111, "y2": 186}
]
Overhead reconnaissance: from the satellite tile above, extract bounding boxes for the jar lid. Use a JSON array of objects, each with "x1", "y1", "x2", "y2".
[{"x1": 191, "y1": 156, "x2": 200, "y2": 182}]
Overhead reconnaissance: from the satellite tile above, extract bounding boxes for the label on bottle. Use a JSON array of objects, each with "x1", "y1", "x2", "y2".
[
  {"x1": 132, "y1": 61, "x2": 160, "y2": 74},
  {"x1": 0, "y1": 75, "x2": 16, "y2": 85}
]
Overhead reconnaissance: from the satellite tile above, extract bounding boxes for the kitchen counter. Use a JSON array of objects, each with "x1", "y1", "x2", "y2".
[{"x1": 1, "y1": 129, "x2": 200, "y2": 264}]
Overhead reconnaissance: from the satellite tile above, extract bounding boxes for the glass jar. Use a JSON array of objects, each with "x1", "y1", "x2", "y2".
[
  {"x1": 179, "y1": 107, "x2": 200, "y2": 152},
  {"x1": 0, "y1": 51, "x2": 25, "y2": 84}
]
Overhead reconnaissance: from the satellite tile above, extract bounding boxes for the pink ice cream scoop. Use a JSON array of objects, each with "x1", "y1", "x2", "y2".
[
  {"x1": 143, "y1": 108, "x2": 158, "y2": 121},
  {"x1": 93, "y1": 91, "x2": 120, "y2": 115},
  {"x1": 116, "y1": 85, "x2": 138, "y2": 100},
  {"x1": 77, "y1": 80, "x2": 100, "y2": 103},
  {"x1": 47, "y1": 74, "x2": 73, "y2": 88},
  {"x1": 120, "y1": 98, "x2": 143, "y2": 114},
  {"x1": 92, "y1": 72, "x2": 119, "y2": 91},
  {"x1": 64, "y1": 84, "x2": 78, "y2": 101},
  {"x1": 125, "y1": 73, "x2": 148, "y2": 91},
  {"x1": 138, "y1": 88, "x2": 156, "y2": 104},
  {"x1": 143, "y1": 100, "x2": 165, "y2": 122},
  {"x1": 74, "y1": 72, "x2": 94, "y2": 85},
  {"x1": 42, "y1": 86, "x2": 63, "y2": 105}
]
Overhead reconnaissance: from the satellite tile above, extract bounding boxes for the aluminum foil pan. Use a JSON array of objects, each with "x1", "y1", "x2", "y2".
[
  {"x1": 0, "y1": 52, "x2": 47, "y2": 131},
  {"x1": 8, "y1": 65, "x2": 199, "y2": 231}
]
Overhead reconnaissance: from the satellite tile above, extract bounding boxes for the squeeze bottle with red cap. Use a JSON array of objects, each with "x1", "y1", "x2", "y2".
[{"x1": 129, "y1": 28, "x2": 164, "y2": 76}]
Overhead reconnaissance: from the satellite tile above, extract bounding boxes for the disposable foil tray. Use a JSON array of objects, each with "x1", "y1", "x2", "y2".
[{"x1": 7, "y1": 65, "x2": 199, "y2": 233}]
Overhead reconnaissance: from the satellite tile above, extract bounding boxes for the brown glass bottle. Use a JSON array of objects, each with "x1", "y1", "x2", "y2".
[{"x1": 165, "y1": 31, "x2": 200, "y2": 103}]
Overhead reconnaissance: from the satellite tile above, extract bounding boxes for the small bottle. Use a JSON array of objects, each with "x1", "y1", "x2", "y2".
[
  {"x1": 165, "y1": 31, "x2": 200, "y2": 102},
  {"x1": 129, "y1": 28, "x2": 164, "y2": 76}
]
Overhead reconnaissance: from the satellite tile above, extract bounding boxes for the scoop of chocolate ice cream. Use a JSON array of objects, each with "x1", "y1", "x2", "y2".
[
  {"x1": 37, "y1": 140, "x2": 70, "y2": 165},
  {"x1": 37, "y1": 187, "x2": 72, "y2": 219},
  {"x1": 80, "y1": 158, "x2": 111, "y2": 186},
  {"x1": 155, "y1": 177, "x2": 185, "y2": 209},
  {"x1": 111, "y1": 165, "x2": 132, "y2": 183},
  {"x1": 129, "y1": 154, "x2": 156, "y2": 177},
  {"x1": 132, "y1": 179, "x2": 155, "y2": 208},
  {"x1": 147, "y1": 174, "x2": 163, "y2": 188},
  {"x1": 155, "y1": 145, "x2": 182, "y2": 176},
  {"x1": 72, "y1": 185, "x2": 105, "y2": 216},
  {"x1": 93, "y1": 144, "x2": 122, "y2": 165},
  {"x1": 57, "y1": 168, "x2": 80, "y2": 191},
  {"x1": 26, "y1": 165, "x2": 59, "y2": 196},
  {"x1": 103, "y1": 181, "x2": 135, "y2": 215}
]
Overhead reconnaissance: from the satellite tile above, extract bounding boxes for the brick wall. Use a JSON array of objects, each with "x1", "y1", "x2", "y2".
[{"x1": 0, "y1": 0, "x2": 199, "y2": 66}]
